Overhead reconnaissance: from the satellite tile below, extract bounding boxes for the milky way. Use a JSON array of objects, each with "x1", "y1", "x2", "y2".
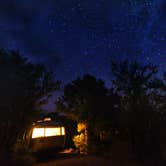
[{"x1": 0, "y1": 0, "x2": 165, "y2": 87}]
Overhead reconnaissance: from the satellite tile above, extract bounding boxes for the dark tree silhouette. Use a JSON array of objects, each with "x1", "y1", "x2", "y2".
[
  {"x1": 0, "y1": 50, "x2": 59, "y2": 157},
  {"x1": 56, "y1": 74, "x2": 120, "y2": 152},
  {"x1": 111, "y1": 59, "x2": 164, "y2": 162}
]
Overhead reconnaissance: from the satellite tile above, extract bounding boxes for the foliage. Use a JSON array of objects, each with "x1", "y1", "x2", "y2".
[
  {"x1": 0, "y1": 49, "x2": 59, "y2": 154},
  {"x1": 56, "y1": 74, "x2": 107, "y2": 120},
  {"x1": 111, "y1": 59, "x2": 164, "y2": 160},
  {"x1": 73, "y1": 123, "x2": 88, "y2": 154},
  {"x1": 56, "y1": 74, "x2": 120, "y2": 152}
]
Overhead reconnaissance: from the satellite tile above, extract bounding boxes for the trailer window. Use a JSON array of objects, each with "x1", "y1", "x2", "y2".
[
  {"x1": 32, "y1": 128, "x2": 44, "y2": 138},
  {"x1": 32, "y1": 127, "x2": 65, "y2": 138}
]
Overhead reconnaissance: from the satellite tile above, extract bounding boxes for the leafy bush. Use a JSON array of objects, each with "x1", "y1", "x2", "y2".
[{"x1": 73, "y1": 123, "x2": 88, "y2": 154}]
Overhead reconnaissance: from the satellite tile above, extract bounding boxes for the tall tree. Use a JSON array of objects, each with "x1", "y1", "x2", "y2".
[
  {"x1": 56, "y1": 74, "x2": 120, "y2": 152},
  {"x1": 111, "y1": 59, "x2": 163, "y2": 161},
  {"x1": 0, "y1": 50, "x2": 59, "y2": 155}
]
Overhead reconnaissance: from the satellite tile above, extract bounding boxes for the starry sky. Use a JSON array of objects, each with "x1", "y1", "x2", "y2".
[{"x1": 0, "y1": 0, "x2": 166, "y2": 87}]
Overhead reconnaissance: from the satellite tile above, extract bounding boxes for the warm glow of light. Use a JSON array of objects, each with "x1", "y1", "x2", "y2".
[
  {"x1": 32, "y1": 128, "x2": 44, "y2": 138},
  {"x1": 61, "y1": 127, "x2": 65, "y2": 135},
  {"x1": 45, "y1": 128, "x2": 61, "y2": 136},
  {"x1": 32, "y1": 127, "x2": 65, "y2": 138},
  {"x1": 77, "y1": 123, "x2": 86, "y2": 132},
  {"x1": 43, "y1": 117, "x2": 52, "y2": 122}
]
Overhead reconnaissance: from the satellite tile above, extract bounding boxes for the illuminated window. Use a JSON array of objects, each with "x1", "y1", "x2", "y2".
[
  {"x1": 32, "y1": 127, "x2": 65, "y2": 138},
  {"x1": 32, "y1": 128, "x2": 44, "y2": 138},
  {"x1": 45, "y1": 128, "x2": 61, "y2": 136},
  {"x1": 61, "y1": 127, "x2": 65, "y2": 135}
]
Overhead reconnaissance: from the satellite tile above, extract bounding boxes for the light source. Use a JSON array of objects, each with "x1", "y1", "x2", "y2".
[{"x1": 32, "y1": 127, "x2": 65, "y2": 138}]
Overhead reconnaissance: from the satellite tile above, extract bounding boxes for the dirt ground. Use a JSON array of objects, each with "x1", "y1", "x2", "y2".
[
  {"x1": 35, "y1": 156, "x2": 142, "y2": 166},
  {"x1": 34, "y1": 140, "x2": 166, "y2": 166}
]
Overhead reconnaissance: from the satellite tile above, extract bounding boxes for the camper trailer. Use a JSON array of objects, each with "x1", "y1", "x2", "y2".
[{"x1": 29, "y1": 118, "x2": 66, "y2": 152}]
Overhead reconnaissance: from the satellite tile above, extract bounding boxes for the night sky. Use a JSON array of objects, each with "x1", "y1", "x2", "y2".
[{"x1": 0, "y1": 0, "x2": 166, "y2": 95}]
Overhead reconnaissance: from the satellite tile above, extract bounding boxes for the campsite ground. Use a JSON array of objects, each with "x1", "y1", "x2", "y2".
[
  {"x1": 35, "y1": 155, "x2": 141, "y2": 166},
  {"x1": 34, "y1": 148, "x2": 163, "y2": 166},
  {"x1": 34, "y1": 145, "x2": 140, "y2": 166},
  {"x1": 34, "y1": 140, "x2": 166, "y2": 166}
]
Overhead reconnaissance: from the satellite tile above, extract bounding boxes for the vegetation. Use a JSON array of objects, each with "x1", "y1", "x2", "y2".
[
  {"x1": 73, "y1": 123, "x2": 88, "y2": 154},
  {"x1": 56, "y1": 60, "x2": 166, "y2": 164},
  {"x1": 56, "y1": 74, "x2": 120, "y2": 153},
  {"x1": 111, "y1": 60, "x2": 165, "y2": 161},
  {"x1": 0, "y1": 50, "x2": 59, "y2": 163},
  {"x1": 0, "y1": 49, "x2": 166, "y2": 165}
]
